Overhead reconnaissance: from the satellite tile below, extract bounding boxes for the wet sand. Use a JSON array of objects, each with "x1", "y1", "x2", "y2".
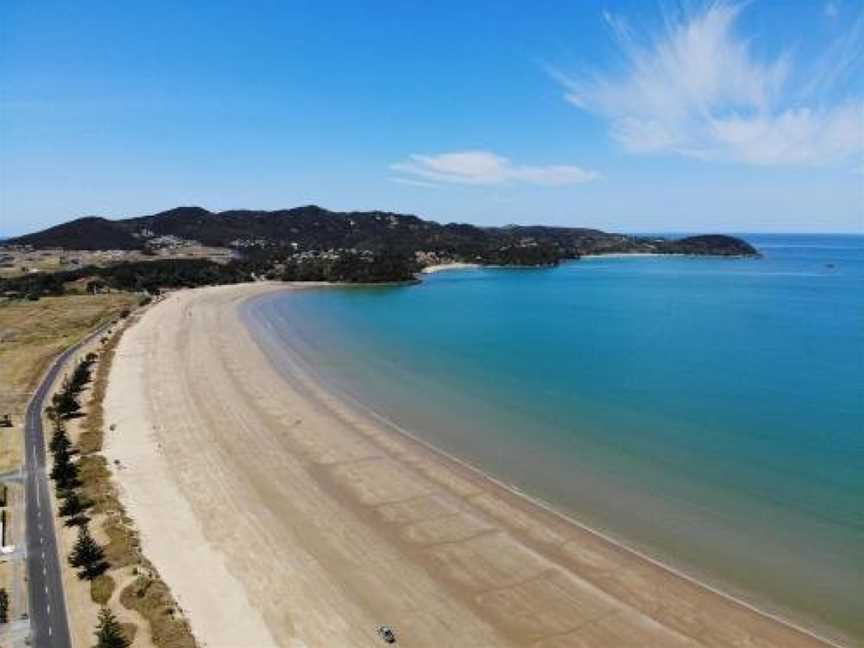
[{"x1": 102, "y1": 283, "x2": 835, "y2": 647}]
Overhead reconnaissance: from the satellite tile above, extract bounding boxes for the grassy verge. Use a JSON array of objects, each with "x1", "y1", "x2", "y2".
[
  {"x1": 0, "y1": 292, "x2": 138, "y2": 634},
  {"x1": 119, "y1": 573, "x2": 196, "y2": 648},
  {"x1": 73, "y1": 305, "x2": 198, "y2": 648}
]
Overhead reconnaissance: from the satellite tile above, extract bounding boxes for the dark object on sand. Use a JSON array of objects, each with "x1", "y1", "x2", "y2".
[{"x1": 377, "y1": 625, "x2": 396, "y2": 644}]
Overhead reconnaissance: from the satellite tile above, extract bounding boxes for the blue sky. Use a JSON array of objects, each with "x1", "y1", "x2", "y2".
[{"x1": 1, "y1": 0, "x2": 862, "y2": 235}]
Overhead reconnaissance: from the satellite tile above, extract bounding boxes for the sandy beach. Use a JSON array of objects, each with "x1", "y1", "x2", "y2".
[
  {"x1": 420, "y1": 262, "x2": 482, "y2": 273},
  {"x1": 102, "y1": 283, "x2": 834, "y2": 648}
]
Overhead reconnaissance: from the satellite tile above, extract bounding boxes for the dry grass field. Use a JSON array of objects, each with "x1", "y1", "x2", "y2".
[
  {"x1": 0, "y1": 293, "x2": 138, "y2": 424},
  {"x1": 0, "y1": 292, "x2": 138, "y2": 640}
]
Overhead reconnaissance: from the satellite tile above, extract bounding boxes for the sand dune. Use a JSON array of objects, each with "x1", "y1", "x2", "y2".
[{"x1": 102, "y1": 283, "x2": 832, "y2": 647}]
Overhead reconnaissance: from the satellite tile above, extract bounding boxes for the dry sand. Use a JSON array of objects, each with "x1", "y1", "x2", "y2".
[
  {"x1": 102, "y1": 283, "x2": 834, "y2": 648},
  {"x1": 419, "y1": 262, "x2": 482, "y2": 274}
]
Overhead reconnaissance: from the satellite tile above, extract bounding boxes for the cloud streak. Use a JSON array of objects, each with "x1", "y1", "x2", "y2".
[
  {"x1": 556, "y1": 2, "x2": 864, "y2": 165},
  {"x1": 390, "y1": 151, "x2": 599, "y2": 186}
]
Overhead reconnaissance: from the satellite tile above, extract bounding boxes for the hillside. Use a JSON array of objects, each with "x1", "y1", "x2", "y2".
[
  {"x1": 9, "y1": 216, "x2": 142, "y2": 250},
  {"x1": 6, "y1": 205, "x2": 759, "y2": 262}
]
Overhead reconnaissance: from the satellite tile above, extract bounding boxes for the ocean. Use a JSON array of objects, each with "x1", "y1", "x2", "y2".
[{"x1": 244, "y1": 234, "x2": 864, "y2": 643}]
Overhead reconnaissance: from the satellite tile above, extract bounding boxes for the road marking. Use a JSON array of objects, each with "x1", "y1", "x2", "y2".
[
  {"x1": 35, "y1": 475, "x2": 40, "y2": 508},
  {"x1": 48, "y1": 626, "x2": 52, "y2": 636},
  {"x1": 47, "y1": 603, "x2": 50, "y2": 614},
  {"x1": 44, "y1": 585, "x2": 48, "y2": 594}
]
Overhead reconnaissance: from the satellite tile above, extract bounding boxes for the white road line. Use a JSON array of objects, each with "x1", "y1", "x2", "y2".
[
  {"x1": 46, "y1": 603, "x2": 50, "y2": 614},
  {"x1": 35, "y1": 475, "x2": 40, "y2": 508},
  {"x1": 48, "y1": 626, "x2": 52, "y2": 636},
  {"x1": 44, "y1": 585, "x2": 48, "y2": 594}
]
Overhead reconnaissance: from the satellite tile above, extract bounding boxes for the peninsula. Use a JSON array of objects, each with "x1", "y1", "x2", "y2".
[{"x1": 1, "y1": 206, "x2": 757, "y2": 297}]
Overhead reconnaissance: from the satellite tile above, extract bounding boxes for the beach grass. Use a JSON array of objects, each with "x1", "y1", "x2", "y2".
[
  {"x1": 119, "y1": 574, "x2": 197, "y2": 648},
  {"x1": 90, "y1": 573, "x2": 116, "y2": 605}
]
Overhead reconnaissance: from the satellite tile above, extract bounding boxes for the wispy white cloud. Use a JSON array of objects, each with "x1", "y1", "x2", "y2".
[
  {"x1": 555, "y1": 2, "x2": 864, "y2": 165},
  {"x1": 388, "y1": 176, "x2": 441, "y2": 188},
  {"x1": 390, "y1": 151, "x2": 599, "y2": 186}
]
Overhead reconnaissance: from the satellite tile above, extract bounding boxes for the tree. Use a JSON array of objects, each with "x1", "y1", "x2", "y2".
[
  {"x1": 49, "y1": 419, "x2": 71, "y2": 455},
  {"x1": 59, "y1": 491, "x2": 90, "y2": 518},
  {"x1": 51, "y1": 388, "x2": 80, "y2": 418},
  {"x1": 64, "y1": 513, "x2": 90, "y2": 528},
  {"x1": 68, "y1": 357, "x2": 95, "y2": 393},
  {"x1": 0, "y1": 588, "x2": 8, "y2": 624},
  {"x1": 50, "y1": 447, "x2": 79, "y2": 490},
  {"x1": 69, "y1": 525, "x2": 108, "y2": 580},
  {"x1": 86, "y1": 280, "x2": 105, "y2": 295},
  {"x1": 94, "y1": 607, "x2": 129, "y2": 648}
]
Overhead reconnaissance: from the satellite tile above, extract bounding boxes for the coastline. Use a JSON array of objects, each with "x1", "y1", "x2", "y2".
[
  {"x1": 580, "y1": 253, "x2": 665, "y2": 258},
  {"x1": 420, "y1": 253, "x2": 755, "y2": 276},
  {"x1": 420, "y1": 262, "x2": 482, "y2": 273},
  {"x1": 103, "y1": 283, "x2": 841, "y2": 647}
]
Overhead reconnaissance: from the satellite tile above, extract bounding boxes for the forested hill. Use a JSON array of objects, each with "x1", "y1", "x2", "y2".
[{"x1": 6, "y1": 205, "x2": 758, "y2": 260}]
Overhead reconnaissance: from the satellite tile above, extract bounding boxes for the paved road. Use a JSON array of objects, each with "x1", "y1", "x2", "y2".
[{"x1": 24, "y1": 326, "x2": 110, "y2": 648}]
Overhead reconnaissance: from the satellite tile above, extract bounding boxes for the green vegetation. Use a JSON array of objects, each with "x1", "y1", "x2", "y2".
[
  {"x1": 1, "y1": 206, "x2": 760, "y2": 298},
  {"x1": 0, "y1": 249, "x2": 422, "y2": 299},
  {"x1": 46, "y1": 352, "x2": 96, "y2": 421},
  {"x1": 7, "y1": 204, "x2": 759, "y2": 263},
  {"x1": 0, "y1": 258, "x2": 249, "y2": 299},
  {"x1": 279, "y1": 250, "x2": 417, "y2": 283},
  {"x1": 59, "y1": 490, "x2": 91, "y2": 518},
  {"x1": 1, "y1": 206, "x2": 759, "y2": 297},
  {"x1": 45, "y1": 356, "x2": 111, "y2": 581},
  {"x1": 94, "y1": 606, "x2": 131, "y2": 648},
  {"x1": 69, "y1": 524, "x2": 109, "y2": 580},
  {"x1": 49, "y1": 416, "x2": 71, "y2": 452},
  {"x1": 0, "y1": 588, "x2": 8, "y2": 624},
  {"x1": 50, "y1": 444, "x2": 80, "y2": 491},
  {"x1": 482, "y1": 244, "x2": 560, "y2": 267},
  {"x1": 1, "y1": 206, "x2": 760, "y2": 300},
  {"x1": 91, "y1": 574, "x2": 116, "y2": 606}
]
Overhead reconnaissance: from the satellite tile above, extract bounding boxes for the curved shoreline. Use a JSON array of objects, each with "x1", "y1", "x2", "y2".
[
  {"x1": 104, "y1": 283, "x2": 844, "y2": 647},
  {"x1": 243, "y1": 286, "x2": 847, "y2": 648}
]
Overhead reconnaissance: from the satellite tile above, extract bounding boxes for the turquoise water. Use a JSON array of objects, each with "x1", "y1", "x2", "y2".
[{"x1": 246, "y1": 234, "x2": 864, "y2": 643}]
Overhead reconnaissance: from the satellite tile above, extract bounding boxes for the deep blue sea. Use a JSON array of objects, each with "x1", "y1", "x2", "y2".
[{"x1": 246, "y1": 234, "x2": 864, "y2": 643}]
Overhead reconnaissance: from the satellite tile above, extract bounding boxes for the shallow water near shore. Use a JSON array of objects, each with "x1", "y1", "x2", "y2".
[{"x1": 245, "y1": 234, "x2": 864, "y2": 643}]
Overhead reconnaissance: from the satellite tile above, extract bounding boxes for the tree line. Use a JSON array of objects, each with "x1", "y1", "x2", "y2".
[
  {"x1": 46, "y1": 355, "x2": 109, "y2": 578},
  {"x1": 46, "y1": 354, "x2": 131, "y2": 647},
  {"x1": 278, "y1": 250, "x2": 417, "y2": 283},
  {"x1": 1, "y1": 258, "x2": 251, "y2": 300},
  {"x1": 0, "y1": 247, "x2": 422, "y2": 300}
]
